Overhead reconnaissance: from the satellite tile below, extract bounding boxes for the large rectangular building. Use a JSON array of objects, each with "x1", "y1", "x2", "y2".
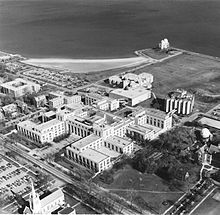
[
  {"x1": 104, "y1": 136, "x2": 133, "y2": 154},
  {"x1": 83, "y1": 92, "x2": 119, "y2": 111},
  {"x1": 109, "y1": 87, "x2": 151, "y2": 106},
  {"x1": 0, "y1": 78, "x2": 40, "y2": 97},
  {"x1": 66, "y1": 134, "x2": 111, "y2": 172},
  {"x1": 17, "y1": 119, "x2": 66, "y2": 143},
  {"x1": 133, "y1": 108, "x2": 172, "y2": 131},
  {"x1": 126, "y1": 124, "x2": 155, "y2": 141}
]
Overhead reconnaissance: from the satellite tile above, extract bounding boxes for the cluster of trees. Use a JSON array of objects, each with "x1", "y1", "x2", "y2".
[
  {"x1": 36, "y1": 172, "x2": 53, "y2": 189},
  {"x1": 131, "y1": 126, "x2": 200, "y2": 187},
  {"x1": 23, "y1": 92, "x2": 38, "y2": 106},
  {"x1": 210, "y1": 170, "x2": 220, "y2": 184},
  {"x1": 1, "y1": 95, "x2": 15, "y2": 106},
  {"x1": 64, "y1": 183, "x2": 117, "y2": 214}
]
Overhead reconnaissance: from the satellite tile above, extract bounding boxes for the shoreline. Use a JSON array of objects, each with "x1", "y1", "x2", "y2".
[{"x1": 21, "y1": 56, "x2": 149, "y2": 73}]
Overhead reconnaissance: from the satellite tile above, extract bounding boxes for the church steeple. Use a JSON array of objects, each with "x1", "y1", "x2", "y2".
[{"x1": 29, "y1": 179, "x2": 42, "y2": 214}]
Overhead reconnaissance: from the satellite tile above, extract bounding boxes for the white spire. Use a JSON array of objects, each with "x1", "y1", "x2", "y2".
[{"x1": 29, "y1": 179, "x2": 42, "y2": 214}]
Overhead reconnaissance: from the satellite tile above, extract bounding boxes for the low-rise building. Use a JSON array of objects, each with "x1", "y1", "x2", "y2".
[
  {"x1": 67, "y1": 115, "x2": 93, "y2": 138},
  {"x1": 133, "y1": 107, "x2": 173, "y2": 131},
  {"x1": 109, "y1": 72, "x2": 153, "y2": 89},
  {"x1": 94, "y1": 97, "x2": 119, "y2": 111},
  {"x1": 126, "y1": 124, "x2": 155, "y2": 141},
  {"x1": 0, "y1": 78, "x2": 40, "y2": 97},
  {"x1": 104, "y1": 136, "x2": 133, "y2": 154},
  {"x1": 49, "y1": 96, "x2": 64, "y2": 109},
  {"x1": 17, "y1": 118, "x2": 66, "y2": 143},
  {"x1": 2, "y1": 103, "x2": 18, "y2": 117},
  {"x1": 65, "y1": 133, "x2": 133, "y2": 172},
  {"x1": 64, "y1": 95, "x2": 81, "y2": 105},
  {"x1": 34, "y1": 95, "x2": 47, "y2": 108},
  {"x1": 109, "y1": 87, "x2": 151, "y2": 106},
  {"x1": 48, "y1": 92, "x2": 81, "y2": 109},
  {"x1": 66, "y1": 134, "x2": 111, "y2": 172}
]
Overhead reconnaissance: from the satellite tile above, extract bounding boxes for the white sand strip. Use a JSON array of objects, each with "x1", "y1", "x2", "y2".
[{"x1": 22, "y1": 56, "x2": 149, "y2": 73}]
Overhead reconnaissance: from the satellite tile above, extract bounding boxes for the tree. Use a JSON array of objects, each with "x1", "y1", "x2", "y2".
[{"x1": 1, "y1": 95, "x2": 15, "y2": 106}]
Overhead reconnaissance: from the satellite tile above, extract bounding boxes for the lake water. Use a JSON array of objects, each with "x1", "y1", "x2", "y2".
[{"x1": 0, "y1": 0, "x2": 220, "y2": 58}]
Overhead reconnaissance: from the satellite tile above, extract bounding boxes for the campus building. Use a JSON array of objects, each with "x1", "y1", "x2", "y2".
[
  {"x1": 83, "y1": 92, "x2": 119, "y2": 111},
  {"x1": 109, "y1": 87, "x2": 151, "y2": 106},
  {"x1": 17, "y1": 119, "x2": 66, "y2": 144},
  {"x1": 126, "y1": 124, "x2": 155, "y2": 141},
  {"x1": 126, "y1": 107, "x2": 173, "y2": 141},
  {"x1": 109, "y1": 72, "x2": 153, "y2": 90},
  {"x1": 104, "y1": 136, "x2": 133, "y2": 154},
  {"x1": 65, "y1": 134, "x2": 133, "y2": 173},
  {"x1": 133, "y1": 108, "x2": 173, "y2": 130},
  {"x1": 165, "y1": 89, "x2": 195, "y2": 115},
  {"x1": 0, "y1": 78, "x2": 40, "y2": 97},
  {"x1": 67, "y1": 115, "x2": 97, "y2": 138},
  {"x1": 48, "y1": 91, "x2": 81, "y2": 109},
  {"x1": 66, "y1": 134, "x2": 111, "y2": 172}
]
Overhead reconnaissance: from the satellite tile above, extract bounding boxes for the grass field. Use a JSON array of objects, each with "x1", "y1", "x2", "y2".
[
  {"x1": 96, "y1": 165, "x2": 183, "y2": 214},
  {"x1": 133, "y1": 52, "x2": 220, "y2": 112},
  {"x1": 133, "y1": 53, "x2": 220, "y2": 96}
]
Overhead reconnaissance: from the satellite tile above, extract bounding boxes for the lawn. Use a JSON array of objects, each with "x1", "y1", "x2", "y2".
[
  {"x1": 74, "y1": 203, "x2": 97, "y2": 214},
  {"x1": 96, "y1": 165, "x2": 183, "y2": 214}
]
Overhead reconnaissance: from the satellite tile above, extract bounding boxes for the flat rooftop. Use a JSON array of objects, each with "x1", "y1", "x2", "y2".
[
  {"x1": 44, "y1": 110, "x2": 56, "y2": 118},
  {"x1": 86, "y1": 92, "x2": 103, "y2": 100},
  {"x1": 110, "y1": 87, "x2": 150, "y2": 99},
  {"x1": 37, "y1": 119, "x2": 63, "y2": 131},
  {"x1": 128, "y1": 124, "x2": 154, "y2": 134},
  {"x1": 71, "y1": 134, "x2": 101, "y2": 149},
  {"x1": 99, "y1": 146, "x2": 120, "y2": 158},
  {"x1": 18, "y1": 120, "x2": 37, "y2": 130},
  {"x1": 68, "y1": 115, "x2": 93, "y2": 126},
  {"x1": 145, "y1": 108, "x2": 168, "y2": 119},
  {"x1": 106, "y1": 136, "x2": 132, "y2": 148},
  {"x1": 67, "y1": 146, "x2": 109, "y2": 163},
  {"x1": 1, "y1": 78, "x2": 37, "y2": 89},
  {"x1": 199, "y1": 117, "x2": 220, "y2": 130}
]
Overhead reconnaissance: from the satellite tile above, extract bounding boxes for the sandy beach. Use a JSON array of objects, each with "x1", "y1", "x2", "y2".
[{"x1": 22, "y1": 57, "x2": 149, "y2": 73}]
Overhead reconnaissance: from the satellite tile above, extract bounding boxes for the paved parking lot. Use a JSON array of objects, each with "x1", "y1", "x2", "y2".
[{"x1": 0, "y1": 155, "x2": 35, "y2": 203}]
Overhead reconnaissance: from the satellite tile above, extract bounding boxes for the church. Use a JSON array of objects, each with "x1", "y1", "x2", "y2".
[{"x1": 14, "y1": 180, "x2": 76, "y2": 215}]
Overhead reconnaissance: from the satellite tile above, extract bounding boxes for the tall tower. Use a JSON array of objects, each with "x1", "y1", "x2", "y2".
[{"x1": 29, "y1": 180, "x2": 42, "y2": 214}]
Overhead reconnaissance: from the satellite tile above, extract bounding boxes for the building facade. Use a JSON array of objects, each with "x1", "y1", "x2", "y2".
[
  {"x1": 109, "y1": 87, "x2": 151, "y2": 106},
  {"x1": 0, "y1": 78, "x2": 40, "y2": 97},
  {"x1": 165, "y1": 89, "x2": 195, "y2": 115},
  {"x1": 29, "y1": 181, "x2": 65, "y2": 214},
  {"x1": 17, "y1": 119, "x2": 66, "y2": 143}
]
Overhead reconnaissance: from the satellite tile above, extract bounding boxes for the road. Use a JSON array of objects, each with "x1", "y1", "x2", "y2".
[
  {"x1": 162, "y1": 179, "x2": 215, "y2": 215},
  {"x1": 1, "y1": 136, "x2": 138, "y2": 215}
]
